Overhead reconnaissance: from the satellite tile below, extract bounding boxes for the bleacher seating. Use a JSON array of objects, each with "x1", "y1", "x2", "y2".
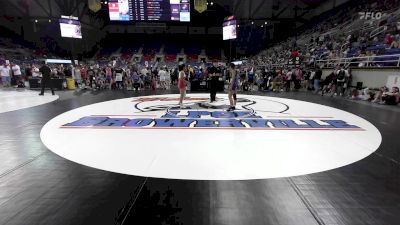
[
  {"x1": 384, "y1": 48, "x2": 400, "y2": 55},
  {"x1": 251, "y1": 0, "x2": 400, "y2": 69},
  {"x1": 142, "y1": 42, "x2": 162, "y2": 55},
  {"x1": 206, "y1": 47, "x2": 221, "y2": 61},
  {"x1": 165, "y1": 55, "x2": 177, "y2": 62},
  {"x1": 237, "y1": 25, "x2": 268, "y2": 56},
  {"x1": 164, "y1": 43, "x2": 181, "y2": 55},
  {"x1": 120, "y1": 44, "x2": 141, "y2": 60},
  {"x1": 185, "y1": 44, "x2": 202, "y2": 55},
  {"x1": 96, "y1": 46, "x2": 119, "y2": 60}
]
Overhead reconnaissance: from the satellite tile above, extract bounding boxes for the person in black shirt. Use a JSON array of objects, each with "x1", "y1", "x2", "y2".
[
  {"x1": 314, "y1": 66, "x2": 322, "y2": 93},
  {"x1": 321, "y1": 72, "x2": 334, "y2": 96},
  {"x1": 64, "y1": 65, "x2": 72, "y2": 77},
  {"x1": 87, "y1": 66, "x2": 95, "y2": 88},
  {"x1": 209, "y1": 63, "x2": 220, "y2": 102},
  {"x1": 39, "y1": 61, "x2": 55, "y2": 96}
]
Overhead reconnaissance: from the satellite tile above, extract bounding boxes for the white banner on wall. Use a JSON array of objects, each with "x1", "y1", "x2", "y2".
[
  {"x1": 46, "y1": 59, "x2": 72, "y2": 64},
  {"x1": 386, "y1": 75, "x2": 400, "y2": 89}
]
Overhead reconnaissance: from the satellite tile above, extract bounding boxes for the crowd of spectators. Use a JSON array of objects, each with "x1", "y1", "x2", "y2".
[
  {"x1": 0, "y1": 56, "x2": 399, "y2": 106},
  {"x1": 215, "y1": 0, "x2": 400, "y2": 106},
  {"x1": 0, "y1": 60, "x2": 215, "y2": 91},
  {"x1": 226, "y1": 63, "x2": 399, "y2": 105},
  {"x1": 247, "y1": 0, "x2": 400, "y2": 69}
]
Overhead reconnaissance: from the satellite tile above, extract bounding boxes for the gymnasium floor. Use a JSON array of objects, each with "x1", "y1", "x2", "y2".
[{"x1": 0, "y1": 88, "x2": 399, "y2": 225}]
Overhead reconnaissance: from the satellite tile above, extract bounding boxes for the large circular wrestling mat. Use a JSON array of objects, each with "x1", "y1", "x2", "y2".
[{"x1": 41, "y1": 94, "x2": 381, "y2": 180}]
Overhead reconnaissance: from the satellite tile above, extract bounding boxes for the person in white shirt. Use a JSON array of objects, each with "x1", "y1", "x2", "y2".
[
  {"x1": 141, "y1": 67, "x2": 148, "y2": 76},
  {"x1": 11, "y1": 63, "x2": 22, "y2": 86},
  {"x1": 0, "y1": 64, "x2": 11, "y2": 87},
  {"x1": 32, "y1": 65, "x2": 41, "y2": 77},
  {"x1": 158, "y1": 67, "x2": 167, "y2": 89},
  {"x1": 285, "y1": 70, "x2": 293, "y2": 92},
  {"x1": 11, "y1": 64, "x2": 22, "y2": 76},
  {"x1": 74, "y1": 65, "x2": 82, "y2": 87},
  {"x1": 114, "y1": 66, "x2": 124, "y2": 89},
  {"x1": 70, "y1": 65, "x2": 75, "y2": 79},
  {"x1": 51, "y1": 67, "x2": 58, "y2": 77}
]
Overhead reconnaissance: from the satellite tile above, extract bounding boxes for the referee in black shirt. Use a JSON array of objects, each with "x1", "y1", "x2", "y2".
[
  {"x1": 209, "y1": 63, "x2": 220, "y2": 102},
  {"x1": 39, "y1": 61, "x2": 55, "y2": 96}
]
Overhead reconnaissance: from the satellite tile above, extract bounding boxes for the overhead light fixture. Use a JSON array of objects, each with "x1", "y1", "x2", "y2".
[
  {"x1": 210, "y1": 2, "x2": 214, "y2": 6},
  {"x1": 237, "y1": 24, "x2": 240, "y2": 27},
  {"x1": 261, "y1": 25, "x2": 264, "y2": 27},
  {"x1": 251, "y1": 21, "x2": 254, "y2": 25},
  {"x1": 265, "y1": 21, "x2": 268, "y2": 25},
  {"x1": 35, "y1": 19, "x2": 38, "y2": 23},
  {"x1": 49, "y1": 19, "x2": 51, "y2": 22},
  {"x1": 104, "y1": 1, "x2": 108, "y2": 4}
]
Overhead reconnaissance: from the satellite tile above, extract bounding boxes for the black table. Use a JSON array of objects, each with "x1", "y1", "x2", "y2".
[{"x1": 29, "y1": 78, "x2": 64, "y2": 90}]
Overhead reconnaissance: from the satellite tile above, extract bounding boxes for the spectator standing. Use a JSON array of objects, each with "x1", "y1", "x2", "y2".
[
  {"x1": 32, "y1": 65, "x2": 41, "y2": 77},
  {"x1": 285, "y1": 69, "x2": 293, "y2": 92},
  {"x1": 114, "y1": 66, "x2": 124, "y2": 89},
  {"x1": 314, "y1": 66, "x2": 322, "y2": 93},
  {"x1": 171, "y1": 68, "x2": 178, "y2": 85},
  {"x1": 0, "y1": 63, "x2": 11, "y2": 87},
  {"x1": 294, "y1": 67, "x2": 303, "y2": 90},
  {"x1": 158, "y1": 67, "x2": 167, "y2": 89},
  {"x1": 329, "y1": 69, "x2": 339, "y2": 97},
  {"x1": 336, "y1": 67, "x2": 348, "y2": 96},
  {"x1": 248, "y1": 67, "x2": 255, "y2": 91},
  {"x1": 308, "y1": 69, "x2": 315, "y2": 89},
  {"x1": 11, "y1": 63, "x2": 22, "y2": 86},
  {"x1": 74, "y1": 65, "x2": 82, "y2": 87},
  {"x1": 64, "y1": 65, "x2": 72, "y2": 77},
  {"x1": 105, "y1": 65, "x2": 113, "y2": 85},
  {"x1": 87, "y1": 66, "x2": 95, "y2": 88},
  {"x1": 165, "y1": 68, "x2": 171, "y2": 90},
  {"x1": 80, "y1": 66, "x2": 87, "y2": 82},
  {"x1": 141, "y1": 67, "x2": 148, "y2": 77},
  {"x1": 132, "y1": 69, "x2": 141, "y2": 91},
  {"x1": 25, "y1": 64, "x2": 32, "y2": 78}
]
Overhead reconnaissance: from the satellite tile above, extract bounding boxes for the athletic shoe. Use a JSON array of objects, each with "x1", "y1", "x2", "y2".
[{"x1": 228, "y1": 106, "x2": 236, "y2": 111}]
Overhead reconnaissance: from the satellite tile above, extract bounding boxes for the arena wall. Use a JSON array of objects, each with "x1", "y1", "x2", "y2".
[{"x1": 322, "y1": 68, "x2": 400, "y2": 89}]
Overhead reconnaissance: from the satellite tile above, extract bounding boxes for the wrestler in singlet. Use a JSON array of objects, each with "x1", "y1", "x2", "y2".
[
  {"x1": 178, "y1": 64, "x2": 187, "y2": 108},
  {"x1": 228, "y1": 63, "x2": 238, "y2": 111}
]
